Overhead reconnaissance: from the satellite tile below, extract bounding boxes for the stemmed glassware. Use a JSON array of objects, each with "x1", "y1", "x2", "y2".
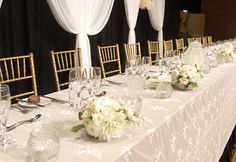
[
  {"x1": 69, "y1": 67, "x2": 102, "y2": 111},
  {"x1": 89, "y1": 67, "x2": 101, "y2": 97},
  {"x1": 141, "y1": 56, "x2": 151, "y2": 77},
  {"x1": 0, "y1": 84, "x2": 16, "y2": 151},
  {"x1": 69, "y1": 67, "x2": 89, "y2": 111}
]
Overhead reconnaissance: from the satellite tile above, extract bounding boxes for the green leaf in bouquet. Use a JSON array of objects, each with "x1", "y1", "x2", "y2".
[{"x1": 71, "y1": 124, "x2": 85, "y2": 132}]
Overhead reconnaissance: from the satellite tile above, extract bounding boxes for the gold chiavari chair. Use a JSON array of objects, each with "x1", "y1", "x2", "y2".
[
  {"x1": 175, "y1": 38, "x2": 185, "y2": 53},
  {"x1": 147, "y1": 40, "x2": 161, "y2": 65},
  {"x1": 51, "y1": 48, "x2": 82, "y2": 91},
  {"x1": 187, "y1": 37, "x2": 195, "y2": 46},
  {"x1": 0, "y1": 53, "x2": 37, "y2": 100},
  {"x1": 207, "y1": 36, "x2": 213, "y2": 44},
  {"x1": 124, "y1": 42, "x2": 142, "y2": 63},
  {"x1": 97, "y1": 44, "x2": 122, "y2": 78},
  {"x1": 202, "y1": 36, "x2": 208, "y2": 46},
  {"x1": 164, "y1": 40, "x2": 174, "y2": 57}
]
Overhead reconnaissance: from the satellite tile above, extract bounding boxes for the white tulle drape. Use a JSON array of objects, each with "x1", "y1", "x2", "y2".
[
  {"x1": 148, "y1": 0, "x2": 165, "y2": 57},
  {"x1": 124, "y1": 0, "x2": 140, "y2": 44},
  {"x1": 0, "y1": 0, "x2": 3, "y2": 8},
  {"x1": 47, "y1": 0, "x2": 114, "y2": 69}
]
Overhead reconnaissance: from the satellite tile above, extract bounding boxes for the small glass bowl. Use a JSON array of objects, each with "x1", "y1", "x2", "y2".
[
  {"x1": 155, "y1": 82, "x2": 173, "y2": 99},
  {"x1": 26, "y1": 128, "x2": 60, "y2": 162}
]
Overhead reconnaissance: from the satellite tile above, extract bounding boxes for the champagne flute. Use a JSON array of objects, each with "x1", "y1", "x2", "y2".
[
  {"x1": 0, "y1": 84, "x2": 16, "y2": 151},
  {"x1": 89, "y1": 67, "x2": 101, "y2": 97}
]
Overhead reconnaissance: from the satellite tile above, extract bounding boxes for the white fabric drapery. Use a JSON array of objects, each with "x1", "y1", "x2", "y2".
[
  {"x1": 0, "y1": 0, "x2": 3, "y2": 8},
  {"x1": 47, "y1": 0, "x2": 114, "y2": 69},
  {"x1": 148, "y1": 0, "x2": 165, "y2": 57},
  {"x1": 124, "y1": 0, "x2": 140, "y2": 44}
]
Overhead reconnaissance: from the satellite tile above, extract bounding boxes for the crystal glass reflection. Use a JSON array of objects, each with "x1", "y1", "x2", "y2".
[
  {"x1": 125, "y1": 61, "x2": 145, "y2": 95},
  {"x1": 155, "y1": 82, "x2": 173, "y2": 99},
  {"x1": 69, "y1": 67, "x2": 90, "y2": 111},
  {"x1": 89, "y1": 67, "x2": 101, "y2": 97},
  {"x1": 27, "y1": 128, "x2": 60, "y2": 162},
  {"x1": 0, "y1": 84, "x2": 16, "y2": 151}
]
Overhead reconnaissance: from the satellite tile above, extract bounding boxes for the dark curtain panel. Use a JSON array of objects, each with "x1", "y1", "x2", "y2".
[
  {"x1": 0, "y1": 0, "x2": 76, "y2": 95},
  {"x1": 0, "y1": 0, "x2": 180, "y2": 95}
]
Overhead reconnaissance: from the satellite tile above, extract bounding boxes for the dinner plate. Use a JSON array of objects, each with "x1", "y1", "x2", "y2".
[{"x1": 18, "y1": 97, "x2": 52, "y2": 108}]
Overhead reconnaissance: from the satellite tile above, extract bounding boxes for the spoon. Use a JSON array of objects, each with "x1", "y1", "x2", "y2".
[
  {"x1": 95, "y1": 91, "x2": 106, "y2": 97},
  {"x1": 6, "y1": 114, "x2": 42, "y2": 132}
]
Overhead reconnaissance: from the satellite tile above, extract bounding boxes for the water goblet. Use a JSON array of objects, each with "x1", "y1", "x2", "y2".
[
  {"x1": 69, "y1": 67, "x2": 89, "y2": 111},
  {"x1": 89, "y1": 67, "x2": 101, "y2": 97},
  {"x1": 0, "y1": 84, "x2": 16, "y2": 151},
  {"x1": 141, "y1": 56, "x2": 151, "y2": 77}
]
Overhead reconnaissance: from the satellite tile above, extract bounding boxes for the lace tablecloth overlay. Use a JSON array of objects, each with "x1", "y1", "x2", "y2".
[{"x1": 1, "y1": 62, "x2": 236, "y2": 162}]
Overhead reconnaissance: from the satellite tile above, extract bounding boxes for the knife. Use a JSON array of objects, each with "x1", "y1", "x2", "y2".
[
  {"x1": 16, "y1": 98, "x2": 45, "y2": 107},
  {"x1": 41, "y1": 96, "x2": 68, "y2": 104}
]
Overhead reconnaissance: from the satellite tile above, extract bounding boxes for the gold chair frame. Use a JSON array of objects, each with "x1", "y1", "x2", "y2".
[
  {"x1": 147, "y1": 40, "x2": 161, "y2": 65},
  {"x1": 207, "y1": 36, "x2": 213, "y2": 44},
  {"x1": 164, "y1": 40, "x2": 174, "y2": 57},
  {"x1": 124, "y1": 42, "x2": 142, "y2": 63},
  {"x1": 0, "y1": 53, "x2": 37, "y2": 99},
  {"x1": 51, "y1": 48, "x2": 82, "y2": 91},
  {"x1": 202, "y1": 36, "x2": 208, "y2": 45},
  {"x1": 97, "y1": 44, "x2": 121, "y2": 78},
  {"x1": 175, "y1": 38, "x2": 185, "y2": 52}
]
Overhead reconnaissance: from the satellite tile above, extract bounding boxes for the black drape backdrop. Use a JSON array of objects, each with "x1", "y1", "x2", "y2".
[{"x1": 0, "y1": 0, "x2": 179, "y2": 95}]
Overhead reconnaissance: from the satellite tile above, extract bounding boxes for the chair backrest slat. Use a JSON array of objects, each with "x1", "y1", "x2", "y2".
[
  {"x1": 0, "y1": 53, "x2": 38, "y2": 100},
  {"x1": 98, "y1": 44, "x2": 121, "y2": 78},
  {"x1": 147, "y1": 40, "x2": 160, "y2": 65},
  {"x1": 51, "y1": 48, "x2": 82, "y2": 91},
  {"x1": 124, "y1": 42, "x2": 141, "y2": 63}
]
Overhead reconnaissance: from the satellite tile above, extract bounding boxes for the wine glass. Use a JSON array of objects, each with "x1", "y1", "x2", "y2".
[
  {"x1": 89, "y1": 67, "x2": 101, "y2": 97},
  {"x1": 141, "y1": 56, "x2": 151, "y2": 78},
  {"x1": 0, "y1": 84, "x2": 16, "y2": 151},
  {"x1": 69, "y1": 67, "x2": 89, "y2": 111}
]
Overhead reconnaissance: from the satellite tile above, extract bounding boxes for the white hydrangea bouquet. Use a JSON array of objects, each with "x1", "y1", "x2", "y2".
[
  {"x1": 218, "y1": 42, "x2": 235, "y2": 63},
  {"x1": 71, "y1": 97, "x2": 142, "y2": 142},
  {"x1": 171, "y1": 64, "x2": 202, "y2": 90}
]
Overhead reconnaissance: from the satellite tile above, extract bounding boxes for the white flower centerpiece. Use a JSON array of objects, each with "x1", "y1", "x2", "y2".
[
  {"x1": 171, "y1": 64, "x2": 202, "y2": 90},
  {"x1": 71, "y1": 97, "x2": 142, "y2": 142},
  {"x1": 218, "y1": 42, "x2": 235, "y2": 63}
]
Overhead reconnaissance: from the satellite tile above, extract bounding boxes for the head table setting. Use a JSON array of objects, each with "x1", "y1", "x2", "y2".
[{"x1": 0, "y1": 39, "x2": 235, "y2": 162}]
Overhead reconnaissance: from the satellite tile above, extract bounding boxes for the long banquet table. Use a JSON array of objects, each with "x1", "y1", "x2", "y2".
[{"x1": 1, "y1": 61, "x2": 236, "y2": 162}]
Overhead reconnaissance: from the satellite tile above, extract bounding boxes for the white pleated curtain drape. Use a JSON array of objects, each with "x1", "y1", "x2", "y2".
[
  {"x1": 47, "y1": 0, "x2": 114, "y2": 69},
  {"x1": 148, "y1": 0, "x2": 165, "y2": 58},
  {"x1": 124, "y1": 0, "x2": 140, "y2": 44},
  {"x1": 0, "y1": 0, "x2": 3, "y2": 8}
]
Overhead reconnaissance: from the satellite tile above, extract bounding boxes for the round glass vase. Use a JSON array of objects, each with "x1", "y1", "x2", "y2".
[
  {"x1": 26, "y1": 128, "x2": 60, "y2": 162},
  {"x1": 155, "y1": 82, "x2": 173, "y2": 99}
]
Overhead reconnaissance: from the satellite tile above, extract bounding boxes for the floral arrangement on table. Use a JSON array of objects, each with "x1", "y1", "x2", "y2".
[
  {"x1": 71, "y1": 97, "x2": 142, "y2": 142},
  {"x1": 171, "y1": 64, "x2": 202, "y2": 90},
  {"x1": 218, "y1": 42, "x2": 235, "y2": 63}
]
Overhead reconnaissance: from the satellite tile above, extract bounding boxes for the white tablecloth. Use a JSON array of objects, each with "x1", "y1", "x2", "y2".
[{"x1": 1, "y1": 62, "x2": 236, "y2": 162}]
